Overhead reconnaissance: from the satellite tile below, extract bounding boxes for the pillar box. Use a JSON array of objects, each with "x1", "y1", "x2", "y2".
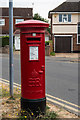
[{"x1": 16, "y1": 20, "x2": 49, "y2": 114}]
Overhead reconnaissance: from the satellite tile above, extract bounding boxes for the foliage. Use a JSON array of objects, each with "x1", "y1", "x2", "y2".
[
  {"x1": 50, "y1": 52, "x2": 55, "y2": 56},
  {"x1": 2, "y1": 87, "x2": 9, "y2": 97},
  {"x1": 0, "y1": 36, "x2": 9, "y2": 47},
  {"x1": 2, "y1": 84, "x2": 57, "y2": 119},
  {"x1": 33, "y1": 13, "x2": 51, "y2": 34},
  {"x1": 49, "y1": 40, "x2": 53, "y2": 43},
  {"x1": 45, "y1": 40, "x2": 53, "y2": 46},
  {"x1": 45, "y1": 41, "x2": 49, "y2": 46},
  {"x1": 47, "y1": 24, "x2": 51, "y2": 34},
  {"x1": 33, "y1": 13, "x2": 49, "y2": 23},
  {"x1": 18, "y1": 106, "x2": 57, "y2": 120},
  {"x1": 2, "y1": 86, "x2": 21, "y2": 98}
]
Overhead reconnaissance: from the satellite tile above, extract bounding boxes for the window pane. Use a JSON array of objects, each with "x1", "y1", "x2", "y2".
[
  {"x1": 63, "y1": 14, "x2": 67, "y2": 22},
  {"x1": 63, "y1": 14, "x2": 67, "y2": 17},
  {"x1": 78, "y1": 36, "x2": 80, "y2": 43},
  {"x1": 16, "y1": 19, "x2": 24, "y2": 24},
  {"x1": 68, "y1": 14, "x2": 71, "y2": 22},
  {"x1": 59, "y1": 14, "x2": 62, "y2": 22},
  {"x1": 0, "y1": 19, "x2": 5, "y2": 26},
  {"x1": 63, "y1": 18, "x2": 67, "y2": 22}
]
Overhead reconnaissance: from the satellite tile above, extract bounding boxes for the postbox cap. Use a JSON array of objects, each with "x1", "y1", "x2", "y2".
[{"x1": 16, "y1": 19, "x2": 49, "y2": 28}]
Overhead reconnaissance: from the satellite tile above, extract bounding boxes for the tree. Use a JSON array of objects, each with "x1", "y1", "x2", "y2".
[
  {"x1": 33, "y1": 13, "x2": 49, "y2": 23},
  {"x1": 33, "y1": 13, "x2": 51, "y2": 34}
]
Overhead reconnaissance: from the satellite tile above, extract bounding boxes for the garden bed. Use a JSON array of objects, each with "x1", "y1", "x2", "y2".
[{"x1": 0, "y1": 83, "x2": 79, "y2": 119}]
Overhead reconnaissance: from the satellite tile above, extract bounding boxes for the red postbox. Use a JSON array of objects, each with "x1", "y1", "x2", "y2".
[{"x1": 16, "y1": 20, "x2": 49, "y2": 114}]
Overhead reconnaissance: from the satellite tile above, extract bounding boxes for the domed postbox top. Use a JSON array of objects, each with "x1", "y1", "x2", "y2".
[{"x1": 15, "y1": 19, "x2": 49, "y2": 28}]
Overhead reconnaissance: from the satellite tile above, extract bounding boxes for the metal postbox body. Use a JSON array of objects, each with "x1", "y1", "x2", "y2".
[{"x1": 16, "y1": 20, "x2": 49, "y2": 114}]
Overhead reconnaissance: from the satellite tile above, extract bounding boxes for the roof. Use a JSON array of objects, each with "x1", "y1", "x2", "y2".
[
  {"x1": 49, "y1": 1, "x2": 80, "y2": 17},
  {"x1": 15, "y1": 20, "x2": 49, "y2": 28},
  {"x1": 0, "y1": 8, "x2": 33, "y2": 18}
]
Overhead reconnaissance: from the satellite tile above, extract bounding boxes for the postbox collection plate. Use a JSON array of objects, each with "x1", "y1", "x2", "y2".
[{"x1": 29, "y1": 46, "x2": 38, "y2": 60}]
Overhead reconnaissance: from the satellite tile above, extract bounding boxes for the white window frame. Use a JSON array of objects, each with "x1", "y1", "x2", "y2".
[
  {"x1": 59, "y1": 14, "x2": 71, "y2": 23},
  {"x1": 0, "y1": 19, "x2": 5, "y2": 26},
  {"x1": 15, "y1": 19, "x2": 24, "y2": 24},
  {"x1": 77, "y1": 24, "x2": 80, "y2": 44}
]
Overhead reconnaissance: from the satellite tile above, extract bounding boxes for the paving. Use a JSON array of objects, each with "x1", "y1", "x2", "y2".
[{"x1": 55, "y1": 53, "x2": 79, "y2": 58}]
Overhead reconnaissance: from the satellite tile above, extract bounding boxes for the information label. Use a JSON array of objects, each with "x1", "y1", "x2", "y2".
[{"x1": 29, "y1": 46, "x2": 38, "y2": 60}]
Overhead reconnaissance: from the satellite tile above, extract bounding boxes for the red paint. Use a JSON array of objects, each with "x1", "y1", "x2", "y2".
[{"x1": 16, "y1": 20, "x2": 49, "y2": 100}]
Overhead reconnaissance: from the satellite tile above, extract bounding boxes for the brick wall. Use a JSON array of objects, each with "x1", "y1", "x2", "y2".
[
  {"x1": 73, "y1": 34, "x2": 80, "y2": 52},
  {"x1": 1, "y1": 17, "x2": 31, "y2": 34}
]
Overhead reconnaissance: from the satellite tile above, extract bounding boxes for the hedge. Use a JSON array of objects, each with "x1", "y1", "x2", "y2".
[{"x1": 0, "y1": 36, "x2": 9, "y2": 47}]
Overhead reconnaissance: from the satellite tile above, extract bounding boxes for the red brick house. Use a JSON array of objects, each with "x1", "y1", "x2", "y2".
[
  {"x1": 0, "y1": 7, "x2": 33, "y2": 35},
  {"x1": 49, "y1": 1, "x2": 80, "y2": 53}
]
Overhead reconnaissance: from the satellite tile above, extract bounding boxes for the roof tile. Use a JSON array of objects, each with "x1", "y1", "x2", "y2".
[
  {"x1": 49, "y1": 1, "x2": 80, "y2": 17},
  {"x1": 0, "y1": 8, "x2": 33, "y2": 18}
]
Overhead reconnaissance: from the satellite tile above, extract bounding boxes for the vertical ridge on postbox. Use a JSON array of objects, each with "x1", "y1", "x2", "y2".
[{"x1": 15, "y1": 20, "x2": 49, "y2": 115}]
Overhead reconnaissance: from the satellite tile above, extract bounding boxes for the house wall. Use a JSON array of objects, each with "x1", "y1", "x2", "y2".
[
  {"x1": 52, "y1": 13, "x2": 80, "y2": 34},
  {"x1": 73, "y1": 34, "x2": 80, "y2": 52},
  {"x1": 0, "y1": 17, "x2": 31, "y2": 34},
  {"x1": 1, "y1": 17, "x2": 9, "y2": 34},
  {"x1": 53, "y1": 25, "x2": 77, "y2": 34},
  {"x1": 52, "y1": 13, "x2": 79, "y2": 24}
]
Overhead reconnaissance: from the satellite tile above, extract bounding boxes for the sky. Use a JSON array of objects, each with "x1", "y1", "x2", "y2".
[
  {"x1": 0, "y1": 0, "x2": 66, "y2": 20},
  {"x1": 0, "y1": 0, "x2": 80, "y2": 20}
]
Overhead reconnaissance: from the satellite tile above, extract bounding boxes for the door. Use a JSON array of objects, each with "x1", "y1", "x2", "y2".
[
  {"x1": 55, "y1": 36, "x2": 71, "y2": 53},
  {"x1": 15, "y1": 35, "x2": 20, "y2": 50}
]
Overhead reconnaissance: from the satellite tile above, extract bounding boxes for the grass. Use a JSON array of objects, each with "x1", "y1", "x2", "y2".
[
  {"x1": 2, "y1": 86, "x2": 21, "y2": 98},
  {"x1": 1, "y1": 84, "x2": 58, "y2": 120},
  {"x1": 2, "y1": 87, "x2": 10, "y2": 97},
  {"x1": 18, "y1": 106, "x2": 58, "y2": 120}
]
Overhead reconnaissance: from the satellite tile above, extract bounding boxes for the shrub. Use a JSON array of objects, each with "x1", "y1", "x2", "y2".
[
  {"x1": 49, "y1": 40, "x2": 53, "y2": 43},
  {"x1": 0, "y1": 36, "x2": 9, "y2": 47},
  {"x1": 50, "y1": 52, "x2": 55, "y2": 56},
  {"x1": 45, "y1": 41, "x2": 49, "y2": 46}
]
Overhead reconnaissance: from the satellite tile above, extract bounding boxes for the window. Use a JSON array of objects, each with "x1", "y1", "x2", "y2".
[
  {"x1": 59, "y1": 14, "x2": 62, "y2": 22},
  {"x1": 77, "y1": 24, "x2": 80, "y2": 44},
  {"x1": 68, "y1": 14, "x2": 71, "y2": 22},
  {"x1": 59, "y1": 14, "x2": 71, "y2": 22},
  {"x1": 0, "y1": 19, "x2": 5, "y2": 26},
  {"x1": 15, "y1": 19, "x2": 24, "y2": 24},
  {"x1": 63, "y1": 14, "x2": 67, "y2": 22}
]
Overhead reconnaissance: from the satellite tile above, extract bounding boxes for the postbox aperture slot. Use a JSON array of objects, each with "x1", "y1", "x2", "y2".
[
  {"x1": 27, "y1": 38, "x2": 40, "y2": 41},
  {"x1": 29, "y1": 46, "x2": 39, "y2": 61}
]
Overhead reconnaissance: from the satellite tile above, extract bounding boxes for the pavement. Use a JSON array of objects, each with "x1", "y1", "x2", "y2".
[
  {"x1": 51, "y1": 53, "x2": 80, "y2": 63},
  {"x1": 55, "y1": 53, "x2": 79, "y2": 58}
]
